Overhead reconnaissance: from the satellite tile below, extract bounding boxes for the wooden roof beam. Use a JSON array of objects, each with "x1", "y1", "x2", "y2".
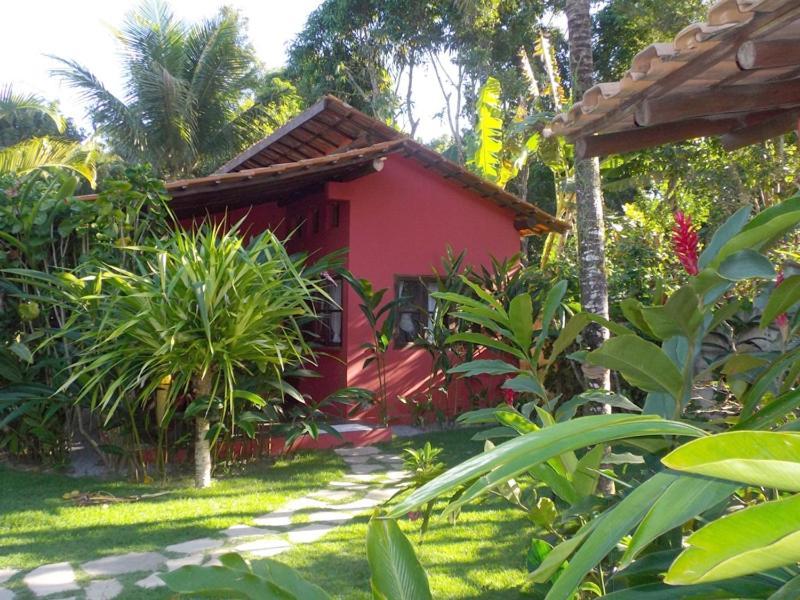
[
  {"x1": 737, "y1": 39, "x2": 800, "y2": 70},
  {"x1": 721, "y1": 109, "x2": 800, "y2": 150},
  {"x1": 575, "y1": 117, "x2": 742, "y2": 159},
  {"x1": 636, "y1": 79, "x2": 800, "y2": 127}
]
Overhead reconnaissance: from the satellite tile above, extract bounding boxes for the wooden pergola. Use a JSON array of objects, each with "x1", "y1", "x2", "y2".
[{"x1": 546, "y1": 0, "x2": 800, "y2": 158}]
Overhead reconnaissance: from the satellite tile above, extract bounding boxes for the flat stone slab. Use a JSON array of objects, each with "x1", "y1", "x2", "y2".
[
  {"x1": 348, "y1": 463, "x2": 384, "y2": 475},
  {"x1": 334, "y1": 446, "x2": 379, "y2": 457},
  {"x1": 0, "y1": 588, "x2": 14, "y2": 600},
  {"x1": 328, "y1": 481, "x2": 369, "y2": 490},
  {"x1": 288, "y1": 523, "x2": 335, "y2": 544},
  {"x1": 235, "y1": 538, "x2": 292, "y2": 557},
  {"x1": 339, "y1": 454, "x2": 372, "y2": 464},
  {"x1": 307, "y1": 509, "x2": 356, "y2": 523},
  {"x1": 223, "y1": 524, "x2": 276, "y2": 538},
  {"x1": 384, "y1": 470, "x2": 411, "y2": 482},
  {"x1": 135, "y1": 574, "x2": 164, "y2": 589},
  {"x1": 82, "y1": 552, "x2": 166, "y2": 577},
  {"x1": 86, "y1": 579, "x2": 123, "y2": 600},
  {"x1": 365, "y1": 487, "x2": 402, "y2": 503},
  {"x1": 309, "y1": 488, "x2": 356, "y2": 502},
  {"x1": 166, "y1": 554, "x2": 205, "y2": 571},
  {"x1": 344, "y1": 473, "x2": 384, "y2": 483},
  {"x1": 24, "y1": 562, "x2": 79, "y2": 597},
  {"x1": 165, "y1": 537, "x2": 223, "y2": 555},
  {"x1": 253, "y1": 508, "x2": 296, "y2": 528},
  {"x1": 0, "y1": 569, "x2": 17, "y2": 585}
]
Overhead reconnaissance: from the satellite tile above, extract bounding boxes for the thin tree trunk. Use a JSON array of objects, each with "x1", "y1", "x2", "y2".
[
  {"x1": 193, "y1": 372, "x2": 212, "y2": 488},
  {"x1": 566, "y1": 0, "x2": 613, "y2": 492}
]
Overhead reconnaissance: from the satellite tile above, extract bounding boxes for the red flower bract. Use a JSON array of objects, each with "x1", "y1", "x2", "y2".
[
  {"x1": 672, "y1": 211, "x2": 700, "y2": 276},
  {"x1": 502, "y1": 386, "x2": 516, "y2": 406}
]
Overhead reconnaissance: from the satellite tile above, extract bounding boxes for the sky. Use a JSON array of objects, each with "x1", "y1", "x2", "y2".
[{"x1": 1, "y1": 0, "x2": 453, "y2": 141}]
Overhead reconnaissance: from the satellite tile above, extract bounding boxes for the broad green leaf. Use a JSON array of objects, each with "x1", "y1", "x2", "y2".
[
  {"x1": 698, "y1": 205, "x2": 752, "y2": 270},
  {"x1": 161, "y1": 563, "x2": 285, "y2": 599},
  {"x1": 548, "y1": 313, "x2": 634, "y2": 367},
  {"x1": 735, "y1": 388, "x2": 800, "y2": 431},
  {"x1": 770, "y1": 574, "x2": 800, "y2": 600},
  {"x1": 621, "y1": 476, "x2": 737, "y2": 567},
  {"x1": 586, "y1": 335, "x2": 683, "y2": 400},
  {"x1": 447, "y1": 359, "x2": 520, "y2": 377},
  {"x1": 721, "y1": 354, "x2": 769, "y2": 376},
  {"x1": 571, "y1": 445, "x2": 604, "y2": 498},
  {"x1": 599, "y1": 579, "x2": 777, "y2": 599},
  {"x1": 712, "y1": 209, "x2": 800, "y2": 267},
  {"x1": 556, "y1": 390, "x2": 641, "y2": 422},
  {"x1": 251, "y1": 558, "x2": 332, "y2": 600},
  {"x1": 740, "y1": 348, "x2": 800, "y2": 419},
  {"x1": 526, "y1": 538, "x2": 557, "y2": 574},
  {"x1": 718, "y1": 249, "x2": 775, "y2": 281},
  {"x1": 445, "y1": 332, "x2": 524, "y2": 360},
  {"x1": 640, "y1": 287, "x2": 702, "y2": 340},
  {"x1": 642, "y1": 392, "x2": 677, "y2": 419},
  {"x1": 386, "y1": 415, "x2": 705, "y2": 518},
  {"x1": 761, "y1": 275, "x2": 800, "y2": 327},
  {"x1": 366, "y1": 517, "x2": 432, "y2": 600},
  {"x1": 619, "y1": 298, "x2": 656, "y2": 337},
  {"x1": 9, "y1": 342, "x2": 32, "y2": 364},
  {"x1": 546, "y1": 472, "x2": 679, "y2": 600},
  {"x1": 665, "y1": 493, "x2": 800, "y2": 584},
  {"x1": 508, "y1": 293, "x2": 533, "y2": 352},
  {"x1": 472, "y1": 77, "x2": 503, "y2": 181},
  {"x1": 530, "y1": 515, "x2": 603, "y2": 583},
  {"x1": 501, "y1": 374, "x2": 547, "y2": 399},
  {"x1": 529, "y1": 497, "x2": 558, "y2": 528},
  {"x1": 533, "y1": 280, "x2": 568, "y2": 361},
  {"x1": 663, "y1": 431, "x2": 800, "y2": 491}
]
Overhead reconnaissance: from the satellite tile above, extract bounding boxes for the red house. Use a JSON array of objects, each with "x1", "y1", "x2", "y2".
[{"x1": 167, "y1": 96, "x2": 566, "y2": 424}]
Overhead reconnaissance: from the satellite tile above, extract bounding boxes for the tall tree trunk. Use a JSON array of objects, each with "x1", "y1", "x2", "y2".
[
  {"x1": 192, "y1": 372, "x2": 212, "y2": 488},
  {"x1": 565, "y1": 0, "x2": 614, "y2": 494},
  {"x1": 565, "y1": 0, "x2": 611, "y2": 391}
]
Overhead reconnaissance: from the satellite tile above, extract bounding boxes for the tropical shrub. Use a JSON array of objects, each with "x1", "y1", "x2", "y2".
[
  {"x1": 384, "y1": 195, "x2": 799, "y2": 598},
  {"x1": 0, "y1": 166, "x2": 170, "y2": 464},
  {"x1": 8, "y1": 220, "x2": 332, "y2": 486}
]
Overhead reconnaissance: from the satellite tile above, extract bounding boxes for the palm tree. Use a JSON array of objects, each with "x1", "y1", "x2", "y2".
[
  {"x1": 42, "y1": 222, "x2": 325, "y2": 487},
  {"x1": 0, "y1": 86, "x2": 97, "y2": 185},
  {"x1": 53, "y1": 1, "x2": 288, "y2": 178}
]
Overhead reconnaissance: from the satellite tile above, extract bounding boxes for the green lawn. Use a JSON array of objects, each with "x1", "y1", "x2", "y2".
[
  {"x1": 279, "y1": 429, "x2": 534, "y2": 599},
  {"x1": 1, "y1": 429, "x2": 534, "y2": 599},
  {"x1": 0, "y1": 452, "x2": 345, "y2": 571}
]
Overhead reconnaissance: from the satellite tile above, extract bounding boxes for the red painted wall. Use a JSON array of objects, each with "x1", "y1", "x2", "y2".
[
  {"x1": 187, "y1": 155, "x2": 522, "y2": 424},
  {"x1": 331, "y1": 155, "x2": 521, "y2": 423}
]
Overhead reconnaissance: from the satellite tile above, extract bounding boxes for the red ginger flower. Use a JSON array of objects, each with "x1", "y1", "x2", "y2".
[
  {"x1": 502, "y1": 385, "x2": 516, "y2": 406},
  {"x1": 672, "y1": 211, "x2": 700, "y2": 276}
]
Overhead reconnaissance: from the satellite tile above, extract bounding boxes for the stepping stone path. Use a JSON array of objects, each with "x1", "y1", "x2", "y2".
[{"x1": 8, "y1": 445, "x2": 408, "y2": 599}]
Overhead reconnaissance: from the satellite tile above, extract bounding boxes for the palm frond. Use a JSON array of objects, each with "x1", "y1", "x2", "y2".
[
  {"x1": 0, "y1": 137, "x2": 98, "y2": 186},
  {"x1": 0, "y1": 85, "x2": 66, "y2": 132},
  {"x1": 50, "y1": 57, "x2": 146, "y2": 164}
]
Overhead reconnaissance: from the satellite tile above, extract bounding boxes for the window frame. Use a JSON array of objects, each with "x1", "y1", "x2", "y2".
[
  {"x1": 393, "y1": 276, "x2": 439, "y2": 349},
  {"x1": 309, "y1": 276, "x2": 344, "y2": 348}
]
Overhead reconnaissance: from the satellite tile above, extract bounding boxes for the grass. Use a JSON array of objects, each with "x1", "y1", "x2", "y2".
[
  {"x1": 0, "y1": 451, "x2": 345, "y2": 571},
  {"x1": 279, "y1": 429, "x2": 534, "y2": 599},
  {"x1": 1, "y1": 428, "x2": 534, "y2": 599}
]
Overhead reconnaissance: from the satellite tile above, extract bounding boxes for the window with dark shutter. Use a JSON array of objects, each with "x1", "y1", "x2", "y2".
[
  {"x1": 395, "y1": 277, "x2": 438, "y2": 347},
  {"x1": 308, "y1": 277, "x2": 343, "y2": 346}
]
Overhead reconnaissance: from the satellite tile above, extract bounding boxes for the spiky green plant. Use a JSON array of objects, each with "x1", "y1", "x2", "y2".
[{"x1": 13, "y1": 221, "x2": 326, "y2": 487}]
